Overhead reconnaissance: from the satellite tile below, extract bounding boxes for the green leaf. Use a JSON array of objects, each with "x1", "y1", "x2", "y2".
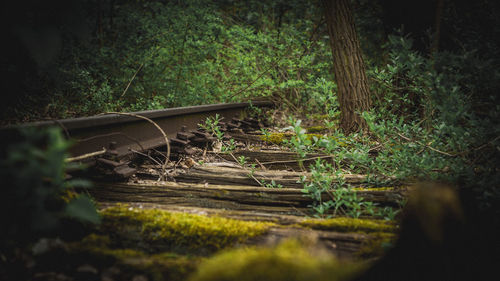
[
  {"x1": 65, "y1": 179, "x2": 93, "y2": 189},
  {"x1": 65, "y1": 195, "x2": 101, "y2": 224}
]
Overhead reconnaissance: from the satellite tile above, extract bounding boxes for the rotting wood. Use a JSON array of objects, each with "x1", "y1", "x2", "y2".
[
  {"x1": 210, "y1": 150, "x2": 335, "y2": 171},
  {"x1": 97, "y1": 201, "x2": 307, "y2": 224},
  {"x1": 254, "y1": 227, "x2": 369, "y2": 259},
  {"x1": 96, "y1": 201, "x2": 375, "y2": 259},
  {"x1": 225, "y1": 132, "x2": 265, "y2": 143},
  {"x1": 173, "y1": 165, "x2": 371, "y2": 188},
  {"x1": 89, "y1": 181, "x2": 405, "y2": 217}
]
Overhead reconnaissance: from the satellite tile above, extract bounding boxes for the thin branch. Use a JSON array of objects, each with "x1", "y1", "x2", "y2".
[
  {"x1": 100, "y1": 112, "x2": 170, "y2": 180},
  {"x1": 76, "y1": 131, "x2": 145, "y2": 151},
  {"x1": 255, "y1": 158, "x2": 267, "y2": 170},
  {"x1": 120, "y1": 62, "x2": 144, "y2": 98},
  {"x1": 129, "y1": 149, "x2": 164, "y2": 169},
  {"x1": 261, "y1": 155, "x2": 334, "y2": 165},
  {"x1": 472, "y1": 135, "x2": 500, "y2": 152},
  {"x1": 396, "y1": 132, "x2": 455, "y2": 157},
  {"x1": 66, "y1": 148, "x2": 107, "y2": 162},
  {"x1": 228, "y1": 152, "x2": 263, "y2": 186}
]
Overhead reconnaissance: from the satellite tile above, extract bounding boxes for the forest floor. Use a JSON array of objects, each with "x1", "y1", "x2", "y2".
[
  {"x1": 4, "y1": 108, "x2": 490, "y2": 281},
  {"x1": 2, "y1": 110, "x2": 414, "y2": 281}
]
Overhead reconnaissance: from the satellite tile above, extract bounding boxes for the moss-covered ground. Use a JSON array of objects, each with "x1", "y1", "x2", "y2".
[
  {"x1": 298, "y1": 217, "x2": 397, "y2": 233},
  {"x1": 55, "y1": 205, "x2": 397, "y2": 281},
  {"x1": 99, "y1": 205, "x2": 274, "y2": 254},
  {"x1": 188, "y1": 239, "x2": 366, "y2": 281}
]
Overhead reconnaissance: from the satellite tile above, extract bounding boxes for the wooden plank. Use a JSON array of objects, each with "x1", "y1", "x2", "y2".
[
  {"x1": 210, "y1": 149, "x2": 335, "y2": 171},
  {"x1": 96, "y1": 201, "x2": 373, "y2": 259},
  {"x1": 90, "y1": 181, "x2": 405, "y2": 217},
  {"x1": 174, "y1": 165, "x2": 369, "y2": 188}
]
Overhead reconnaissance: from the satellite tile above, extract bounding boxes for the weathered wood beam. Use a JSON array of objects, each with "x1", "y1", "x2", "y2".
[
  {"x1": 90, "y1": 180, "x2": 405, "y2": 217},
  {"x1": 174, "y1": 165, "x2": 371, "y2": 188},
  {"x1": 210, "y1": 150, "x2": 335, "y2": 171}
]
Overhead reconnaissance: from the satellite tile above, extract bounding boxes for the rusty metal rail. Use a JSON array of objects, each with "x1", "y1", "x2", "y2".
[{"x1": 1, "y1": 101, "x2": 272, "y2": 163}]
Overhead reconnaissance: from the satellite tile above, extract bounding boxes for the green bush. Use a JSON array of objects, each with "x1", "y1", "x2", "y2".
[
  {"x1": 364, "y1": 35, "x2": 500, "y2": 208},
  {"x1": 44, "y1": 0, "x2": 334, "y2": 117},
  {"x1": 0, "y1": 128, "x2": 100, "y2": 244}
]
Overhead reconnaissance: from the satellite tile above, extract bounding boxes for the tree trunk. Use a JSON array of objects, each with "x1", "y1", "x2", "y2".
[{"x1": 323, "y1": 0, "x2": 371, "y2": 134}]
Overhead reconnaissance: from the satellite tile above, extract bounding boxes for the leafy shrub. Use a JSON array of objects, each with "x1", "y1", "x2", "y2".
[
  {"x1": 364, "y1": 35, "x2": 500, "y2": 209},
  {"x1": 0, "y1": 127, "x2": 100, "y2": 245},
  {"x1": 38, "y1": 0, "x2": 335, "y2": 118}
]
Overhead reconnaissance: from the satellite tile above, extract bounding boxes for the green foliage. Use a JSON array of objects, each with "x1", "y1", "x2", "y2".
[
  {"x1": 283, "y1": 118, "x2": 316, "y2": 159},
  {"x1": 262, "y1": 180, "x2": 283, "y2": 189},
  {"x1": 281, "y1": 119, "x2": 398, "y2": 219},
  {"x1": 42, "y1": 0, "x2": 334, "y2": 118},
  {"x1": 300, "y1": 158, "x2": 384, "y2": 219},
  {"x1": 199, "y1": 114, "x2": 224, "y2": 141},
  {"x1": 221, "y1": 138, "x2": 237, "y2": 153},
  {"x1": 199, "y1": 114, "x2": 236, "y2": 153},
  {"x1": 237, "y1": 155, "x2": 248, "y2": 166},
  {"x1": 0, "y1": 128, "x2": 100, "y2": 243},
  {"x1": 364, "y1": 34, "x2": 500, "y2": 209}
]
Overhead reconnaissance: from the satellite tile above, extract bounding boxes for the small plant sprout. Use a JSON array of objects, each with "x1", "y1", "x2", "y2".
[
  {"x1": 199, "y1": 114, "x2": 224, "y2": 142},
  {"x1": 237, "y1": 155, "x2": 247, "y2": 166},
  {"x1": 221, "y1": 138, "x2": 236, "y2": 153},
  {"x1": 263, "y1": 180, "x2": 283, "y2": 189}
]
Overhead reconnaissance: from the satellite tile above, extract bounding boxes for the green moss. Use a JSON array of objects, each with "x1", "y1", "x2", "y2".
[
  {"x1": 72, "y1": 233, "x2": 201, "y2": 281},
  {"x1": 310, "y1": 114, "x2": 330, "y2": 121},
  {"x1": 356, "y1": 232, "x2": 396, "y2": 258},
  {"x1": 351, "y1": 187, "x2": 396, "y2": 192},
  {"x1": 260, "y1": 132, "x2": 287, "y2": 144},
  {"x1": 298, "y1": 217, "x2": 397, "y2": 233},
  {"x1": 260, "y1": 132, "x2": 326, "y2": 146},
  {"x1": 75, "y1": 233, "x2": 145, "y2": 259},
  {"x1": 305, "y1": 133, "x2": 324, "y2": 141},
  {"x1": 305, "y1": 126, "x2": 327, "y2": 133},
  {"x1": 188, "y1": 239, "x2": 365, "y2": 281},
  {"x1": 100, "y1": 205, "x2": 274, "y2": 251}
]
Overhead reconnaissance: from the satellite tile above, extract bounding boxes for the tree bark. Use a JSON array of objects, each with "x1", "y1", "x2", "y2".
[{"x1": 323, "y1": 0, "x2": 371, "y2": 134}]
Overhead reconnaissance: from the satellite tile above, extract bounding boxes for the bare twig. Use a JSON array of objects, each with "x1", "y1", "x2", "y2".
[
  {"x1": 100, "y1": 112, "x2": 170, "y2": 180},
  {"x1": 65, "y1": 148, "x2": 107, "y2": 163},
  {"x1": 255, "y1": 158, "x2": 267, "y2": 170},
  {"x1": 120, "y1": 62, "x2": 144, "y2": 98},
  {"x1": 261, "y1": 155, "x2": 334, "y2": 165},
  {"x1": 472, "y1": 135, "x2": 500, "y2": 152},
  {"x1": 39, "y1": 118, "x2": 71, "y2": 138},
  {"x1": 396, "y1": 132, "x2": 455, "y2": 157},
  {"x1": 76, "y1": 131, "x2": 145, "y2": 151},
  {"x1": 228, "y1": 152, "x2": 263, "y2": 186},
  {"x1": 291, "y1": 205, "x2": 309, "y2": 217},
  {"x1": 228, "y1": 61, "x2": 278, "y2": 100},
  {"x1": 129, "y1": 149, "x2": 164, "y2": 169}
]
